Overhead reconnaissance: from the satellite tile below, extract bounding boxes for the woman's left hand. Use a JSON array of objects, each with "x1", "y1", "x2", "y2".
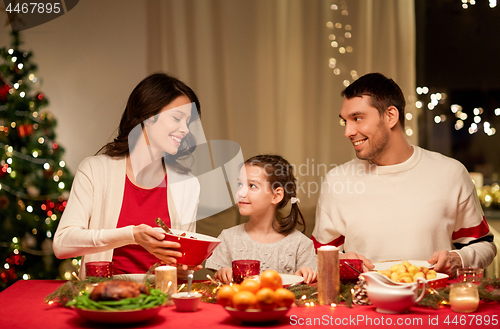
[{"x1": 295, "y1": 267, "x2": 317, "y2": 284}]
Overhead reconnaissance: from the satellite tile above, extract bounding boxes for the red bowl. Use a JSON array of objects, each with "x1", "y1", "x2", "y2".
[
  {"x1": 428, "y1": 273, "x2": 448, "y2": 289},
  {"x1": 340, "y1": 259, "x2": 363, "y2": 283},
  {"x1": 156, "y1": 228, "x2": 221, "y2": 266}
]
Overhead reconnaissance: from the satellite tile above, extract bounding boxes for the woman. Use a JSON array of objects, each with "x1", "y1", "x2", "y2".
[{"x1": 53, "y1": 73, "x2": 201, "y2": 278}]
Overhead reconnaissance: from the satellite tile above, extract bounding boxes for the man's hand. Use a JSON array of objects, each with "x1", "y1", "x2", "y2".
[
  {"x1": 427, "y1": 250, "x2": 462, "y2": 277},
  {"x1": 214, "y1": 267, "x2": 233, "y2": 284},
  {"x1": 341, "y1": 252, "x2": 375, "y2": 272},
  {"x1": 295, "y1": 267, "x2": 317, "y2": 284}
]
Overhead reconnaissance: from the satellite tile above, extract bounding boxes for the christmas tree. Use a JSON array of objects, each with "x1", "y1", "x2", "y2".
[{"x1": 0, "y1": 31, "x2": 74, "y2": 290}]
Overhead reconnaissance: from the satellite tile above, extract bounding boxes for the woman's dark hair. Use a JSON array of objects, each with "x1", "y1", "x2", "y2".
[
  {"x1": 244, "y1": 154, "x2": 305, "y2": 235},
  {"x1": 341, "y1": 72, "x2": 406, "y2": 127},
  {"x1": 97, "y1": 73, "x2": 201, "y2": 174}
]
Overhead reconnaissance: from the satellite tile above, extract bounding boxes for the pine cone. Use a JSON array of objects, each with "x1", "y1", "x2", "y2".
[{"x1": 352, "y1": 279, "x2": 371, "y2": 306}]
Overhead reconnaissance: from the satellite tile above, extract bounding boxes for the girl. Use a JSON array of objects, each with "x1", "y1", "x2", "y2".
[
  {"x1": 205, "y1": 154, "x2": 317, "y2": 284},
  {"x1": 53, "y1": 73, "x2": 202, "y2": 278}
]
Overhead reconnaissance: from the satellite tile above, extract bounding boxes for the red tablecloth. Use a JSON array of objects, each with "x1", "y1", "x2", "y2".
[{"x1": 0, "y1": 280, "x2": 499, "y2": 329}]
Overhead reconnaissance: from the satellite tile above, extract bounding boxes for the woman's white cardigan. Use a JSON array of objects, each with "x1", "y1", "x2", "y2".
[{"x1": 53, "y1": 155, "x2": 199, "y2": 278}]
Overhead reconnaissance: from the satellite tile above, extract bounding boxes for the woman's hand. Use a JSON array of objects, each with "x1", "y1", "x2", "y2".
[
  {"x1": 214, "y1": 267, "x2": 233, "y2": 284},
  {"x1": 133, "y1": 224, "x2": 183, "y2": 266},
  {"x1": 295, "y1": 267, "x2": 317, "y2": 284}
]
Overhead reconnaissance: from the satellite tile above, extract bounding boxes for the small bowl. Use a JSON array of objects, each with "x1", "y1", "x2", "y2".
[
  {"x1": 340, "y1": 259, "x2": 363, "y2": 283},
  {"x1": 172, "y1": 292, "x2": 202, "y2": 312},
  {"x1": 154, "y1": 228, "x2": 221, "y2": 266}
]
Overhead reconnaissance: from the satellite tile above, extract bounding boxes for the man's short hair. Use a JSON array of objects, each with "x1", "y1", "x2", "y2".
[{"x1": 341, "y1": 73, "x2": 406, "y2": 127}]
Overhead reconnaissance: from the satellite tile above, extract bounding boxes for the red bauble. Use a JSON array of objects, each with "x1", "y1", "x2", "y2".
[
  {"x1": 17, "y1": 124, "x2": 34, "y2": 137},
  {"x1": 0, "y1": 84, "x2": 10, "y2": 102}
]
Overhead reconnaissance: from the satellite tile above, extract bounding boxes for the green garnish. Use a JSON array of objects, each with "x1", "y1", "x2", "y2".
[{"x1": 67, "y1": 288, "x2": 167, "y2": 311}]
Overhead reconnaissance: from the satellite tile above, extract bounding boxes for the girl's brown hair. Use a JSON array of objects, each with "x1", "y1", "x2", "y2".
[
  {"x1": 244, "y1": 154, "x2": 305, "y2": 234},
  {"x1": 97, "y1": 73, "x2": 201, "y2": 174}
]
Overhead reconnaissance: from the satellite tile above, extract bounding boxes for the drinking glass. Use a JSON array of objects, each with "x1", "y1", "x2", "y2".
[{"x1": 456, "y1": 267, "x2": 483, "y2": 285}]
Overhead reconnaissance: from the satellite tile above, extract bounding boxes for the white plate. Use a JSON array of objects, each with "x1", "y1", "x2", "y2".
[
  {"x1": 372, "y1": 260, "x2": 434, "y2": 271},
  {"x1": 279, "y1": 274, "x2": 304, "y2": 287},
  {"x1": 371, "y1": 260, "x2": 448, "y2": 288}
]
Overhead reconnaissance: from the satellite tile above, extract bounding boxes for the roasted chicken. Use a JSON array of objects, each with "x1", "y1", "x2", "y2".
[{"x1": 89, "y1": 280, "x2": 150, "y2": 301}]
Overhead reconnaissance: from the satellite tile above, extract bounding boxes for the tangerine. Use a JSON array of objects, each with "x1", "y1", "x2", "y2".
[
  {"x1": 239, "y1": 279, "x2": 261, "y2": 294},
  {"x1": 232, "y1": 291, "x2": 257, "y2": 311},
  {"x1": 255, "y1": 287, "x2": 276, "y2": 311},
  {"x1": 231, "y1": 283, "x2": 241, "y2": 293},
  {"x1": 275, "y1": 288, "x2": 295, "y2": 308},
  {"x1": 260, "y1": 270, "x2": 282, "y2": 290},
  {"x1": 216, "y1": 285, "x2": 236, "y2": 307}
]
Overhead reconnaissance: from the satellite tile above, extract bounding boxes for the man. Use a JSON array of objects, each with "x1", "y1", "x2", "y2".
[{"x1": 312, "y1": 73, "x2": 496, "y2": 276}]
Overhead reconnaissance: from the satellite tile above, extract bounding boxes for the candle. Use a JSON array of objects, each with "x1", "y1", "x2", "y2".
[
  {"x1": 155, "y1": 265, "x2": 177, "y2": 297},
  {"x1": 317, "y1": 246, "x2": 339, "y2": 305},
  {"x1": 449, "y1": 282, "x2": 479, "y2": 313}
]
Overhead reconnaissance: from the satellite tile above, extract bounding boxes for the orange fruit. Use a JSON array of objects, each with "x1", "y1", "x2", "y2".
[
  {"x1": 217, "y1": 285, "x2": 236, "y2": 307},
  {"x1": 275, "y1": 288, "x2": 295, "y2": 308},
  {"x1": 231, "y1": 283, "x2": 241, "y2": 293},
  {"x1": 255, "y1": 288, "x2": 276, "y2": 311},
  {"x1": 260, "y1": 270, "x2": 282, "y2": 290},
  {"x1": 239, "y1": 279, "x2": 261, "y2": 294},
  {"x1": 233, "y1": 291, "x2": 257, "y2": 311}
]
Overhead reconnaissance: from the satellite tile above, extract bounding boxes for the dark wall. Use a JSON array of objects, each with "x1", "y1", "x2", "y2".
[{"x1": 416, "y1": 0, "x2": 500, "y2": 90}]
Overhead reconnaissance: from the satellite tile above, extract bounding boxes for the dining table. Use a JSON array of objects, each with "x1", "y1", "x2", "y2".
[{"x1": 0, "y1": 280, "x2": 499, "y2": 329}]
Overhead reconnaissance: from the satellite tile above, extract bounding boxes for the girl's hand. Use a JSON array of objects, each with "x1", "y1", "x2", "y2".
[
  {"x1": 214, "y1": 267, "x2": 233, "y2": 284},
  {"x1": 295, "y1": 267, "x2": 317, "y2": 284},
  {"x1": 133, "y1": 224, "x2": 183, "y2": 266}
]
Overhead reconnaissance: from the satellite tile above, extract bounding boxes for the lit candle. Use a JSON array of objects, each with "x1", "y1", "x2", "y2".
[
  {"x1": 449, "y1": 282, "x2": 479, "y2": 313},
  {"x1": 317, "y1": 246, "x2": 339, "y2": 305},
  {"x1": 155, "y1": 265, "x2": 177, "y2": 297}
]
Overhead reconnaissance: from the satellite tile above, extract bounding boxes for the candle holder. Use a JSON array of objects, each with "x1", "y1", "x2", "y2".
[
  {"x1": 449, "y1": 282, "x2": 479, "y2": 313},
  {"x1": 232, "y1": 260, "x2": 260, "y2": 284},
  {"x1": 155, "y1": 265, "x2": 177, "y2": 297},
  {"x1": 456, "y1": 267, "x2": 483, "y2": 285},
  {"x1": 85, "y1": 261, "x2": 113, "y2": 278}
]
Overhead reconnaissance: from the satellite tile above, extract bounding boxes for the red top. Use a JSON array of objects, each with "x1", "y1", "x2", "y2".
[{"x1": 112, "y1": 174, "x2": 171, "y2": 274}]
